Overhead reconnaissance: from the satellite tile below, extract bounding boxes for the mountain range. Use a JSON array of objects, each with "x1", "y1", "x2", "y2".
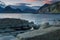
[
  {"x1": 0, "y1": 1, "x2": 37, "y2": 13},
  {"x1": 37, "y1": 1, "x2": 60, "y2": 13},
  {"x1": 0, "y1": 6, "x2": 37, "y2": 13}
]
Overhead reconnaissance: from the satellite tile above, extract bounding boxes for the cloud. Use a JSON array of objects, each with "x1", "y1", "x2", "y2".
[
  {"x1": 43, "y1": 0, "x2": 60, "y2": 4},
  {"x1": 16, "y1": 3, "x2": 31, "y2": 6},
  {"x1": 24, "y1": 0, "x2": 37, "y2": 2},
  {"x1": 0, "y1": 0, "x2": 60, "y2": 6},
  {"x1": 23, "y1": 0, "x2": 53, "y2": 4},
  {"x1": 42, "y1": 0, "x2": 52, "y2": 4},
  {"x1": 31, "y1": 0, "x2": 60, "y2": 4}
]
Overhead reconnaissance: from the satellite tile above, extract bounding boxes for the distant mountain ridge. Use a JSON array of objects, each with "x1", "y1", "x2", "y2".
[
  {"x1": 4, "y1": 6, "x2": 23, "y2": 13},
  {"x1": 0, "y1": 1, "x2": 37, "y2": 13},
  {"x1": 0, "y1": 1, "x2": 36, "y2": 13},
  {"x1": 0, "y1": 5, "x2": 37, "y2": 13},
  {"x1": 37, "y1": 1, "x2": 60, "y2": 13}
]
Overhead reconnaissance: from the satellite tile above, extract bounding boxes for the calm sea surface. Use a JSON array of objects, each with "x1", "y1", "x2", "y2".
[{"x1": 0, "y1": 13, "x2": 60, "y2": 24}]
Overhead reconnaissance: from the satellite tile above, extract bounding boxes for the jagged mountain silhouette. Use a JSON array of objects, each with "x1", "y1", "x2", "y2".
[{"x1": 0, "y1": 1, "x2": 36, "y2": 13}]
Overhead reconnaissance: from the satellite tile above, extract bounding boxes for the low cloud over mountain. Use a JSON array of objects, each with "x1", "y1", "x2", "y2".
[{"x1": 0, "y1": 2, "x2": 37, "y2": 13}]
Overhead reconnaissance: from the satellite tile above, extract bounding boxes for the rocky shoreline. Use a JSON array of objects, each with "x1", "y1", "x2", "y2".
[{"x1": 17, "y1": 27, "x2": 60, "y2": 40}]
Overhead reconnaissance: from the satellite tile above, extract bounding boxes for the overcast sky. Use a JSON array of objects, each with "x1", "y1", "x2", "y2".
[{"x1": 0, "y1": 0, "x2": 60, "y2": 6}]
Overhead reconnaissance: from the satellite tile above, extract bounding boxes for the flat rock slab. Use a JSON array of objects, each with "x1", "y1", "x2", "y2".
[{"x1": 17, "y1": 27, "x2": 60, "y2": 40}]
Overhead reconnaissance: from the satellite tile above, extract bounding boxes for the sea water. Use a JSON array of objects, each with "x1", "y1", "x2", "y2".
[
  {"x1": 0, "y1": 13, "x2": 60, "y2": 40},
  {"x1": 0, "y1": 13, "x2": 60, "y2": 24}
]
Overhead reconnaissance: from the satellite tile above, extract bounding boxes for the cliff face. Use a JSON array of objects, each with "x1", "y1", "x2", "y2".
[{"x1": 38, "y1": 1, "x2": 60, "y2": 13}]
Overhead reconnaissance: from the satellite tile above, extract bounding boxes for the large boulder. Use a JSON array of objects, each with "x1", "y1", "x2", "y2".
[{"x1": 0, "y1": 18, "x2": 34, "y2": 30}]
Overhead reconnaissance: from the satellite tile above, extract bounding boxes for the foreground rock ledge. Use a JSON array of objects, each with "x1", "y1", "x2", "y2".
[{"x1": 17, "y1": 27, "x2": 60, "y2": 40}]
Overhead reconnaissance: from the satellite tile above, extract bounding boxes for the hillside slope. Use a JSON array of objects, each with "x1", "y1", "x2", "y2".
[{"x1": 38, "y1": 1, "x2": 60, "y2": 13}]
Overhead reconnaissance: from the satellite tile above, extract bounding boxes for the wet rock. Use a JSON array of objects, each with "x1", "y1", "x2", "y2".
[{"x1": 17, "y1": 27, "x2": 60, "y2": 40}]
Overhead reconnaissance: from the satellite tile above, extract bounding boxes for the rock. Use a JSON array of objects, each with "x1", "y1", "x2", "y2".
[
  {"x1": 0, "y1": 35, "x2": 17, "y2": 40},
  {"x1": 17, "y1": 27, "x2": 60, "y2": 40},
  {"x1": 0, "y1": 18, "x2": 35, "y2": 31},
  {"x1": 40, "y1": 22, "x2": 50, "y2": 29}
]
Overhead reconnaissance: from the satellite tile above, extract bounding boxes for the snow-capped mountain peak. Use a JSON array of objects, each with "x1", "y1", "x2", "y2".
[{"x1": 0, "y1": 1, "x2": 6, "y2": 8}]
